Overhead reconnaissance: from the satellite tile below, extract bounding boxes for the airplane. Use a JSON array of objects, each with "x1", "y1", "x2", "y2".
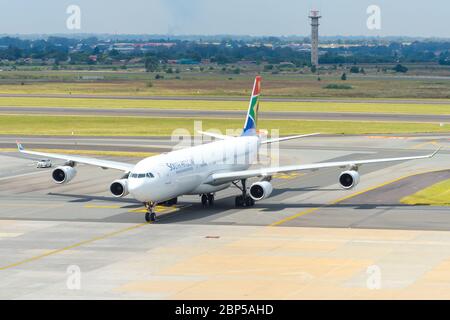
[{"x1": 17, "y1": 76, "x2": 440, "y2": 223}]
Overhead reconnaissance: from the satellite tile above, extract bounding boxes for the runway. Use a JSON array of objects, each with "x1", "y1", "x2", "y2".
[
  {"x1": 0, "y1": 134, "x2": 449, "y2": 299},
  {"x1": 1, "y1": 93, "x2": 450, "y2": 105},
  {"x1": 0, "y1": 106, "x2": 449, "y2": 123}
]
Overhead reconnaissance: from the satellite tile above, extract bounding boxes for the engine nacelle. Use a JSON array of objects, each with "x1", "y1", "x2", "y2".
[
  {"x1": 339, "y1": 170, "x2": 360, "y2": 189},
  {"x1": 110, "y1": 179, "x2": 129, "y2": 198},
  {"x1": 249, "y1": 181, "x2": 273, "y2": 201},
  {"x1": 52, "y1": 166, "x2": 77, "y2": 184}
]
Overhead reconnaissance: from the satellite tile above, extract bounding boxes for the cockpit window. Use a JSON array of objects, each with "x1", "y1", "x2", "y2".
[{"x1": 130, "y1": 172, "x2": 154, "y2": 179}]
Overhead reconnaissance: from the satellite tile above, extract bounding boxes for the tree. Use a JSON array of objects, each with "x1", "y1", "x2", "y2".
[
  {"x1": 109, "y1": 49, "x2": 119, "y2": 57},
  {"x1": 393, "y1": 64, "x2": 408, "y2": 73},
  {"x1": 341, "y1": 73, "x2": 347, "y2": 81},
  {"x1": 144, "y1": 55, "x2": 159, "y2": 72},
  {"x1": 439, "y1": 52, "x2": 450, "y2": 65},
  {"x1": 264, "y1": 64, "x2": 274, "y2": 71},
  {"x1": 350, "y1": 66, "x2": 360, "y2": 73},
  {"x1": 310, "y1": 65, "x2": 317, "y2": 73},
  {"x1": 213, "y1": 54, "x2": 229, "y2": 65}
]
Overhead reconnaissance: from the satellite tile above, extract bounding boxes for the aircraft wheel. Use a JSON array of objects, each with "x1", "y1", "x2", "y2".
[
  {"x1": 201, "y1": 194, "x2": 208, "y2": 207},
  {"x1": 245, "y1": 197, "x2": 255, "y2": 207},
  {"x1": 235, "y1": 196, "x2": 244, "y2": 207},
  {"x1": 207, "y1": 194, "x2": 214, "y2": 206},
  {"x1": 145, "y1": 212, "x2": 156, "y2": 223}
]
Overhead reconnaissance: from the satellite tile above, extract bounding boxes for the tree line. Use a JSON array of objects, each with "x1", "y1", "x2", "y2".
[{"x1": 0, "y1": 36, "x2": 449, "y2": 67}]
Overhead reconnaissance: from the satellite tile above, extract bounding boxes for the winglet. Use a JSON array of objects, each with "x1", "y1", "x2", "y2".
[
  {"x1": 16, "y1": 141, "x2": 24, "y2": 152},
  {"x1": 430, "y1": 146, "x2": 442, "y2": 158}
]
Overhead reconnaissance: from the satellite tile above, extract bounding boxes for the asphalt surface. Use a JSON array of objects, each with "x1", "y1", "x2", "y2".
[
  {"x1": 1, "y1": 134, "x2": 449, "y2": 299},
  {"x1": 1, "y1": 134, "x2": 449, "y2": 155},
  {"x1": 340, "y1": 170, "x2": 450, "y2": 206},
  {"x1": 1, "y1": 106, "x2": 449, "y2": 123},
  {"x1": 1, "y1": 93, "x2": 450, "y2": 104},
  {"x1": 0, "y1": 134, "x2": 448, "y2": 228}
]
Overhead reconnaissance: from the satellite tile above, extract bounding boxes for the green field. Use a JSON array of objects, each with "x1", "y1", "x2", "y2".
[
  {"x1": 0, "y1": 97, "x2": 449, "y2": 115},
  {"x1": 401, "y1": 179, "x2": 450, "y2": 206},
  {"x1": 0, "y1": 115, "x2": 448, "y2": 136},
  {"x1": 0, "y1": 71, "x2": 449, "y2": 99}
]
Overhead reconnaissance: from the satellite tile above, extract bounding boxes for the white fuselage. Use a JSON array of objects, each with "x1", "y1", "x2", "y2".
[{"x1": 128, "y1": 136, "x2": 260, "y2": 203}]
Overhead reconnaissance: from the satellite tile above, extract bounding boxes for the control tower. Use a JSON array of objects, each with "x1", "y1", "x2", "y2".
[{"x1": 309, "y1": 10, "x2": 321, "y2": 67}]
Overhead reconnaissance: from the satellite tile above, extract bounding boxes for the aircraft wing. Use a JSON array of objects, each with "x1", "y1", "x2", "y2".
[
  {"x1": 17, "y1": 143, "x2": 135, "y2": 172},
  {"x1": 207, "y1": 148, "x2": 441, "y2": 185},
  {"x1": 261, "y1": 133, "x2": 321, "y2": 144}
]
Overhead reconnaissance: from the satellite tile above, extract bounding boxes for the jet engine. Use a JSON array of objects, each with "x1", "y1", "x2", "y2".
[
  {"x1": 52, "y1": 166, "x2": 77, "y2": 184},
  {"x1": 110, "y1": 179, "x2": 129, "y2": 198},
  {"x1": 249, "y1": 181, "x2": 273, "y2": 201},
  {"x1": 339, "y1": 170, "x2": 360, "y2": 189}
]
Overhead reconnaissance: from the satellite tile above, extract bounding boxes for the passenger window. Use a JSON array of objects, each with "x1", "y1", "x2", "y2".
[
  {"x1": 131, "y1": 174, "x2": 138, "y2": 178},
  {"x1": 138, "y1": 174, "x2": 145, "y2": 178}
]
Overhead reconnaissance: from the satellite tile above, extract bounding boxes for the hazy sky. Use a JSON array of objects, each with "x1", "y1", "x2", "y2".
[{"x1": 0, "y1": 0, "x2": 448, "y2": 37}]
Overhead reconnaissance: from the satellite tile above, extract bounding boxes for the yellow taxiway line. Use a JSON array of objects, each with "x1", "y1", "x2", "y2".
[
  {"x1": 411, "y1": 140, "x2": 438, "y2": 150},
  {"x1": 84, "y1": 205, "x2": 122, "y2": 209},
  {"x1": 270, "y1": 169, "x2": 442, "y2": 227},
  {"x1": 0, "y1": 223, "x2": 149, "y2": 271},
  {"x1": 0, "y1": 203, "x2": 189, "y2": 271}
]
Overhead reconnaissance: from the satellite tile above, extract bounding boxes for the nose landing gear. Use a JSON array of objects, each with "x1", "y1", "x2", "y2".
[{"x1": 144, "y1": 202, "x2": 157, "y2": 223}]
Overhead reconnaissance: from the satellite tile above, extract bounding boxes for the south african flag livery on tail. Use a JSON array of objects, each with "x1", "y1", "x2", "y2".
[{"x1": 242, "y1": 76, "x2": 262, "y2": 136}]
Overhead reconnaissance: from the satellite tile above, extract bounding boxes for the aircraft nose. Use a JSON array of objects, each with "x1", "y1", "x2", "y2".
[{"x1": 128, "y1": 178, "x2": 148, "y2": 202}]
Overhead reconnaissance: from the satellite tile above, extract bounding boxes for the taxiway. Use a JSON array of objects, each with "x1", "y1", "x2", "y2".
[{"x1": 0, "y1": 134, "x2": 449, "y2": 299}]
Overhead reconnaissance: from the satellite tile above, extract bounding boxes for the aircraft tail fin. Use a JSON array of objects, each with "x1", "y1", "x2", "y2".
[{"x1": 242, "y1": 76, "x2": 261, "y2": 136}]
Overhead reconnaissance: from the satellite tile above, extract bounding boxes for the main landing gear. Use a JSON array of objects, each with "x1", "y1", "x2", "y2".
[
  {"x1": 201, "y1": 193, "x2": 215, "y2": 207},
  {"x1": 233, "y1": 179, "x2": 255, "y2": 207},
  {"x1": 144, "y1": 202, "x2": 157, "y2": 223}
]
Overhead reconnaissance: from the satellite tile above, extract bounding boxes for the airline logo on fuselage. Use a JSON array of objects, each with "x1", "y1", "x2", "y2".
[{"x1": 166, "y1": 159, "x2": 194, "y2": 172}]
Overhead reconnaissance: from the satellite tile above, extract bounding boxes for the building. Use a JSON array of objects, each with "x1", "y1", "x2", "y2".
[{"x1": 309, "y1": 10, "x2": 321, "y2": 67}]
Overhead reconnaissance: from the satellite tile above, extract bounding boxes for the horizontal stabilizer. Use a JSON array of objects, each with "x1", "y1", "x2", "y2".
[{"x1": 197, "y1": 131, "x2": 235, "y2": 140}]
